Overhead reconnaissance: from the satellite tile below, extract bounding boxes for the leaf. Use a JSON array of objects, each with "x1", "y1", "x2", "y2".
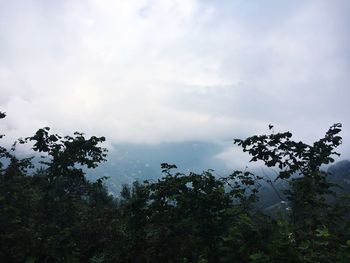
[{"x1": 25, "y1": 257, "x2": 36, "y2": 263}]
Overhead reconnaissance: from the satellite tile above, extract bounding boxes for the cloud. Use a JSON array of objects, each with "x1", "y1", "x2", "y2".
[{"x1": 0, "y1": 0, "x2": 349, "y2": 161}]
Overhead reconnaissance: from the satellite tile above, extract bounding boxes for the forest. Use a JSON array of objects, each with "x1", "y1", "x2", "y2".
[{"x1": 0, "y1": 111, "x2": 349, "y2": 263}]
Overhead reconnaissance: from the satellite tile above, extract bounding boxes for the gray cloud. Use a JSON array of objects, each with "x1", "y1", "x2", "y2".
[{"x1": 0, "y1": 0, "x2": 349, "y2": 163}]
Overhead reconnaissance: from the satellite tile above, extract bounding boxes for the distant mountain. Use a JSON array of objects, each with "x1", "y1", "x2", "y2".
[
  {"x1": 258, "y1": 159, "x2": 350, "y2": 216},
  {"x1": 87, "y1": 142, "x2": 350, "y2": 201},
  {"x1": 87, "y1": 141, "x2": 226, "y2": 195},
  {"x1": 328, "y1": 159, "x2": 350, "y2": 179},
  {"x1": 327, "y1": 159, "x2": 350, "y2": 194}
]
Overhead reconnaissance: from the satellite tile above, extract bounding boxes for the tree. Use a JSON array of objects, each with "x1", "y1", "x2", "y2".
[
  {"x1": 0, "y1": 113, "x2": 119, "y2": 262},
  {"x1": 1, "y1": 110, "x2": 349, "y2": 262},
  {"x1": 234, "y1": 123, "x2": 350, "y2": 262}
]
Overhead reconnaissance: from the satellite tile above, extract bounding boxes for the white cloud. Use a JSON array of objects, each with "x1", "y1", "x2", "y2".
[{"x1": 0, "y1": 0, "x2": 349, "y2": 162}]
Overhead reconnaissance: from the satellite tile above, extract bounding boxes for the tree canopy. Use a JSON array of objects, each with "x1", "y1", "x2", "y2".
[{"x1": 0, "y1": 112, "x2": 349, "y2": 262}]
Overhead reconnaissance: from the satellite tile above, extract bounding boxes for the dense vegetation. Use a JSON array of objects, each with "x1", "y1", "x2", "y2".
[{"x1": 0, "y1": 112, "x2": 349, "y2": 262}]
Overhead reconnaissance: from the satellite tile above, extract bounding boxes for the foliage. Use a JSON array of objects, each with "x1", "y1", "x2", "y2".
[
  {"x1": 0, "y1": 112, "x2": 349, "y2": 262},
  {"x1": 234, "y1": 123, "x2": 350, "y2": 262}
]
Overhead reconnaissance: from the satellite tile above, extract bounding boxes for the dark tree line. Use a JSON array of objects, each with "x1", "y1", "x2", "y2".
[{"x1": 0, "y1": 112, "x2": 349, "y2": 262}]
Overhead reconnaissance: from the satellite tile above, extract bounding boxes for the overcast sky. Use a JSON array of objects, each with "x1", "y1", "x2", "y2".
[{"x1": 0, "y1": 0, "x2": 349, "y2": 165}]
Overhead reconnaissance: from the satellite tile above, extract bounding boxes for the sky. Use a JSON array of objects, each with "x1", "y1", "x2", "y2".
[{"x1": 0, "y1": 0, "x2": 349, "y2": 168}]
